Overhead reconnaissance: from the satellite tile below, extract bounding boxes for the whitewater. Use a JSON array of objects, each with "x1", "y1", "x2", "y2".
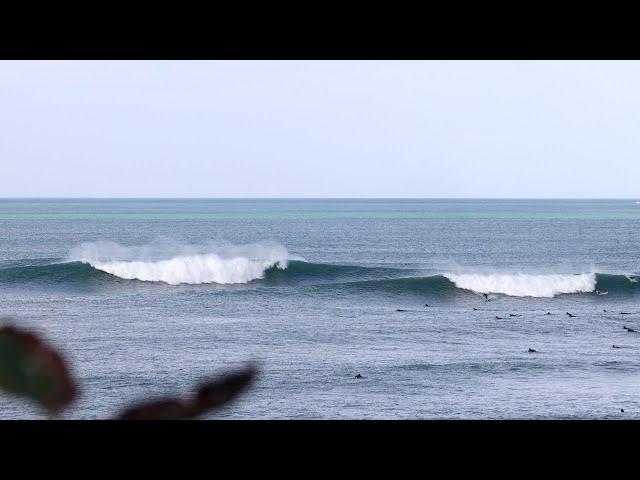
[
  {"x1": 443, "y1": 272, "x2": 598, "y2": 298},
  {"x1": 68, "y1": 241, "x2": 291, "y2": 285}
]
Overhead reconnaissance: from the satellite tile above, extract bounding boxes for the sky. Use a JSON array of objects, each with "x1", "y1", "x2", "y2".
[{"x1": 1, "y1": 60, "x2": 639, "y2": 198}]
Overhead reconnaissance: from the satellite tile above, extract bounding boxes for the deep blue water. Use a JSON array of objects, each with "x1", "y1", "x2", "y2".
[{"x1": 1, "y1": 198, "x2": 640, "y2": 419}]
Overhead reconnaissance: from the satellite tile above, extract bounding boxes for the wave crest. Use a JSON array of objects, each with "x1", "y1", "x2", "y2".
[
  {"x1": 68, "y1": 241, "x2": 290, "y2": 285},
  {"x1": 4, "y1": 250, "x2": 637, "y2": 297},
  {"x1": 443, "y1": 272, "x2": 597, "y2": 298}
]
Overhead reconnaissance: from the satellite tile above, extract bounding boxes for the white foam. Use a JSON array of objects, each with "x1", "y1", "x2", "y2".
[
  {"x1": 443, "y1": 272, "x2": 597, "y2": 298},
  {"x1": 68, "y1": 241, "x2": 290, "y2": 285}
]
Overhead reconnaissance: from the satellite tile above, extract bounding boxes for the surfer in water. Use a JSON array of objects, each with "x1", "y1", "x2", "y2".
[{"x1": 595, "y1": 290, "x2": 608, "y2": 296}]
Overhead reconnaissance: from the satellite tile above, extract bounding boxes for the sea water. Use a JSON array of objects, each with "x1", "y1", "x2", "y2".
[{"x1": 1, "y1": 198, "x2": 639, "y2": 419}]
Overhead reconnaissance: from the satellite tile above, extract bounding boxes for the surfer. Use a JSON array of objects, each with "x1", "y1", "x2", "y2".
[
  {"x1": 528, "y1": 348, "x2": 537, "y2": 353},
  {"x1": 482, "y1": 293, "x2": 489, "y2": 301},
  {"x1": 509, "y1": 314, "x2": 522, "y2": 317},
  {"x1": 355, "y1": 373, "x2": 364, "y2": 379},
  {"x1": 623, "y1": 325, "x2": 636, "y2": 332},
  {"x1": 566, "y1": 312, "x2": 576, "y2": 317},
  {"x1": 595, "y1": 290, "x2": 608, "y2": 296},
  {"x1": 396, "y1": 309, "x2": 407, "y2": 312},
  {"x1": 495, "y1": 316, "x2": 504, "y2": 320},
  {"x1": 612, "y1": 345, "x2": 621, "y2": 349}
]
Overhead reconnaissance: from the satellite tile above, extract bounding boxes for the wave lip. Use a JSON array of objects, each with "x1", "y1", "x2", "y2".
[
  {"x1": 69, "y1": 241, "x2": 290, "y2": 285},
  {"x1": 443, "y1": 272, "x2": 597, "y2": 298},
  {"x1": 89, "y1": 254, "x2": 287, "y2": 285}
]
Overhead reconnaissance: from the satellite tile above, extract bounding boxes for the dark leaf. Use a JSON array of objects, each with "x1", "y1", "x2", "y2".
[
  {"x1": 193, "y1": 366, "x2": 257, "y2": 414},
  {"x1": 118, "y1": 364, "x2": 258, "y2": 420},
  {"x1": 0, "y1": 322, "x2": 76, "y2": 414},
  {"x1": 118, "y1": 399, "x2": 190, "y2": 420}
]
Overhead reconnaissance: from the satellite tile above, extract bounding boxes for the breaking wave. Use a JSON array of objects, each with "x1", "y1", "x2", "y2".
[
  {"x1": 67, "y1": 241, "x2": 291, "y2": 285},
  {"x1": 442, "y1": 272, "x2": 597, "y2": 298},
  {"x1": 0, "y1": 244, "x2": 638, "y2": 297}
]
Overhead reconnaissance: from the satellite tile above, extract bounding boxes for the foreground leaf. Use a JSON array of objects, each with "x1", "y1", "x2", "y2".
[
  {"x1": 118, "y1": 364, "x2": 258, "y2": 420},
  {"x1": 0, "y1": 322, "x2": 76, "y2": 414}
]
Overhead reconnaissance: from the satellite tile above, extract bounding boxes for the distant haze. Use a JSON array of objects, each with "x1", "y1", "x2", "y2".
[{"x1": 1, "y1": 60, "x2": 639, "y2": 198}]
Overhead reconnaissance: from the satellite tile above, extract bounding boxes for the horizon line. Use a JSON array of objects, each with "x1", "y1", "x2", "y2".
[{"x1": 0, "y1": 196, "x2": 639, "y2": 201}]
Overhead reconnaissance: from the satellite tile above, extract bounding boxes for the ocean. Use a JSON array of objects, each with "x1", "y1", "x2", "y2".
[{"x1": 1, "y1": 198, "x2": 639, "y2": 419}]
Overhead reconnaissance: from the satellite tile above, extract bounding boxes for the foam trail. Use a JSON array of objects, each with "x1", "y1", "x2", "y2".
[
  {"x1": 68, "y1": 241, "x2": 290, "y2": 285},
  {"x1": 443, "y1": 272, "x2": 597, "y2": 298}
]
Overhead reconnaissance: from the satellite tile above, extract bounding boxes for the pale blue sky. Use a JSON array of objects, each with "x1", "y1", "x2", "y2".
[{"x1": 1, "y1": 60, "x2": 639, "y2": 198}]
